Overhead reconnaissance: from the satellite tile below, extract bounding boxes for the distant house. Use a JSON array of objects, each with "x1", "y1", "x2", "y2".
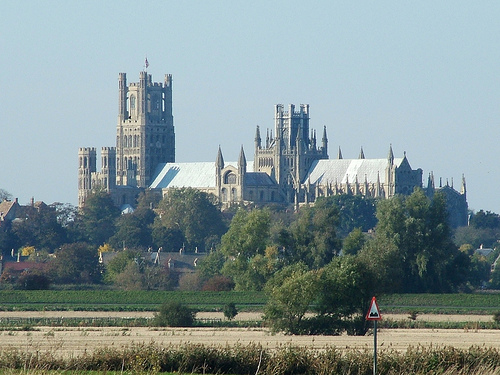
[{"x1": 0, "y1": 198, "x2": 20, "y2": 226}]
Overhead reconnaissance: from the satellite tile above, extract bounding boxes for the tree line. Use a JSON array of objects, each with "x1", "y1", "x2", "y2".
[{"x1": 1, "y1": 186, "x2": 499, "y2": 334}]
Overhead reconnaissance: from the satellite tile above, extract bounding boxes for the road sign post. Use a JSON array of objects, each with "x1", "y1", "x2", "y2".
[{"x1": 366, "y1": 296, "x2": 382, "y2": 375}]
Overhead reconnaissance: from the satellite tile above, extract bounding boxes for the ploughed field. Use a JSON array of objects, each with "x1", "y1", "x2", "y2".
[{"x1": 0, "y1": 310, "x2": 498, "y2": 356}]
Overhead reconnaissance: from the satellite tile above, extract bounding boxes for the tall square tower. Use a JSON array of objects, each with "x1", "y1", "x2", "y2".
[{"x1": 116, "y1": 71, "x2": 175, "y2": 188}]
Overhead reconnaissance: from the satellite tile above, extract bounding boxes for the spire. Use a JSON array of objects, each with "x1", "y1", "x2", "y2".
[
  {"x1": 255, "y1": 126, "x2": 262, "y2": 148},
  {"x1": 216, "y1": 145, "x2": 224, "y2": 169},
  {"x1": 322, "y1": 126, "x2": 328, "y2": 147},
  {"x1": 387, "y1": 144, "x2": 394, "y2": 165},
  {"x1": 359, "y1": 147, "x2": 365, "y2": 159},
  {"x1": 461, "y1": 174, "x2": 467, "y2": 196},
  {"x1": 311, "y1": 130, "x2": 317, "y2": 149},
  {"x1": 238, "y1": 145, "x2": 247, "y2": 169},
  {"x1": 375, "y1": 172, "x2": 381, "y2": 198},
  {"x1": 337, "y1": 146, "x2": 343, "y2": 159},
  {"x1": 266, "y1": 129, "x2": 270, "y2": 148},
  {"x1": 427, "y1": 172, "x2": 435, "y2": 190}
]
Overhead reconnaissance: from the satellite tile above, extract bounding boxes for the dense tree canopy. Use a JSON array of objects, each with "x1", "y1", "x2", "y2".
[
  {"x1": 360, "y1": 189, "x2": 470, "y2": 293},
  {"x1": 109, "y1": 208, "x2": 155, "y2": 250},
  {"x1": 277, "y1": 200, "x2": 341, "y2": 268},
  {"x1": 77, "y1": 190, "x2": 121, "y2": 246},
  {"x1": 155, "y1": 188, "x2": 226, "y2": 252},
  {"x1": 50, "y1": 242, "x2": 101, "y2": 284},
  {"x1": 1, "y1": 183, "x2": 497, "y2": 296}
]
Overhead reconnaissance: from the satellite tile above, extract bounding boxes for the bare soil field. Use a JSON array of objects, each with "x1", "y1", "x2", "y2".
[{"x1": 0, "y1": 311, "x2": 498, "y2": 357}]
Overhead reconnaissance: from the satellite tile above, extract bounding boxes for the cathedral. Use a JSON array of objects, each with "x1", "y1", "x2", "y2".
[{"x1": 79, "y1": 70, "x2": 468, "y2": 227}]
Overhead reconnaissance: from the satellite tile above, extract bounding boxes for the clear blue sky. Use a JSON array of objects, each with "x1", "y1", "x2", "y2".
[{"x1": 2, "y1": 1, "x2": 500, "y2": 213}]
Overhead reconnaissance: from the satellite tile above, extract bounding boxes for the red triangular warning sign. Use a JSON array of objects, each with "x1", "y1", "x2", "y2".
[{"x1": 366, "y1": 296, "x2": 382, "y2": 321}]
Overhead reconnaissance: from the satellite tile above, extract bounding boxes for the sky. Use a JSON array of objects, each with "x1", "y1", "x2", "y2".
[{"x1": 1, "y1": 1, "x2": 500, "y2": 213}]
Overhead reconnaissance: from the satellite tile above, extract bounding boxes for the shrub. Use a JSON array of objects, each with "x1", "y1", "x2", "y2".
[
  {"x1": 493, "y1": 311, "x2": 500, "y2": 323},
  {"x1": 153, "y1": 301, "x2": 194, "y2": 327},
  {"x1": 202, "y1": 275, "x2": 235, "y2": 291},
  {"x1": 17, "y1": 272, "x2": 51, "y2": 290},
  {"x1": 408, "y1": 310, "x2": 419, "y2": 320}
]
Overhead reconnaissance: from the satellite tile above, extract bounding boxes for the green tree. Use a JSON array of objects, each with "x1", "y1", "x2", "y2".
[
  {"x1": 312, "y1": 256, "x2": 374, "y2": 335},
  {"x1": 325, "y1": 194, "x2": 377, "y2": 237},
  {"x1": 154, "y1": 301, "x2": 195, "y2": 327},
  {"x1": 362, "y1": 189, "x2": 469, "y2": 293},
  {"x1": 104, "y1": 249, "x2": 142, "y2": 284},
  {"x1": 11, "y1": 203, "x2": 67, "y2": 251},
  {"x1": 470, "y1": 210, "x2": 500, "y2": 229},
  {"x1": 342, "y1": 227, "x2": 366, "y2": 255},
  {"x1": 279, "y1": 201, "x2": 341, "y2": 268},
  {"x1": 152, "y1": 226, "x2": 185, "y2": 252},
  {"x1": 263, "y1": 263, "x2": 320, "y2": 334},
  {"x1": 223, "y1": 302, "x2": 238, "y2": 320},
  {"x1": 109, "y1": 208, "x2": 155, "y2": 250},
  {"x1": 155, "y1": 188, "x2": 226, "y2": 251},
  {"x1": 49, "y1": 243, "x2": 101, "y2": 284},
  {"x1": 219, "y1": 208, "x2": 276, "y2": 290},
  {"x1": 222, "y1": 251, "x2": 276, "y2": 291},
  {"x1": 220, "y1": 208, "x2": 271, "y2": 258},
  {"x1": 78, "y1": 190, "x2": 120, "y2": 246},
  {"x1": 113, "y1": 261, "x2": 144, "y2": 290},
  {"x1": 197, "y1": 250, "x2": 226, "y2": 281}
]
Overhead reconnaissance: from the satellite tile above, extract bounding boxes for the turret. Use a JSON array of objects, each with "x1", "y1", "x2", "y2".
[
  {"x1": 461, "y1": 174, "x2": 467, "y2": 196},
  {"x1": 215, "y1": 145, "x2": 224, "y2": 190},
  {"x1": 359, "y1": 147, "x2": 365, "y2": 159},
  {"x1": 238, "y1": 145, "x2": 247, "y2": 174},
  {"x1": 387, "y1": 144, "x2": 394, "y2": 165},
  {"x1": 427, "y1": 172, "x2": 435, "y2": 191},
  {"x1": 78, "y1": 147, "x2": 97, "y2": 207},
  {"x1": 255, "y1": 125, "x2": 262, "y2": 149},
  {"x1": 322, "y1": 126, "x2": 328, "y2": 155},
  {"x1": 216, "y1": 145, "x2": 224, "y2": 170}
]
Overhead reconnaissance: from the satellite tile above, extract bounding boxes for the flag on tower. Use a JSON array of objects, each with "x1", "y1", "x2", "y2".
[{"x1": 145, "y1": 58, "x2": 149, "y2": 69}]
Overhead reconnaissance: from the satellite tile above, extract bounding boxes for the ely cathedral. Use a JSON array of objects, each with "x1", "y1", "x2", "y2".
[{"x1": 79, "y1": 70, "x2": 468, "y2": 227}]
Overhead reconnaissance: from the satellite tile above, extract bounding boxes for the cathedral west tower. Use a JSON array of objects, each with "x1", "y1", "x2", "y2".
[{"x1": 116, "y1": 71, "x2": 175, "y2": 188}]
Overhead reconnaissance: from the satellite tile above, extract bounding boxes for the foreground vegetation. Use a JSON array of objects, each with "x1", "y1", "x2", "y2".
[{"x1": 1, "y1": 343, "x2": 500, "y2": 374}]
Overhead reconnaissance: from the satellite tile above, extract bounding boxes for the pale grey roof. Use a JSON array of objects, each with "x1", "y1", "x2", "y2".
[
  {"x1": 150, "y1": 162, "x2": 216, "y2": 188},
  {"x1": 305, "y1": 158, "x2": 403, "y2": 185},
  {"x1": 150, "y1": 161, "x2": 255, "y2": 189}
]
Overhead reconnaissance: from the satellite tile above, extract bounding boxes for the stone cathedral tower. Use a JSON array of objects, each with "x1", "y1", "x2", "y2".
[
  {"x1": 116, "y1": 71, "x2": 175, "y2": 188},
  {"x1": 78, "y1": 70, "x2": 174, "y2": 208},
  {"x1": 254, "y1": 104, "x2": 328, "y2": 204}
]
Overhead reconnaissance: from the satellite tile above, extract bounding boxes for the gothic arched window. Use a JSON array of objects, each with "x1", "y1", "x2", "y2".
[{"x1": 224, "y1": 172, "x2": 237, "y2": 184}]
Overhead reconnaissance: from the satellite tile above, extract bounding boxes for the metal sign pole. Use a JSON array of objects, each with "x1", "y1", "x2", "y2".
[
  {"x1": 366, "y1": 296, "x2": 381, "y2": 375},
  {"x1": 373, "y1": 319, "x2": 377, "y2": 375}
]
